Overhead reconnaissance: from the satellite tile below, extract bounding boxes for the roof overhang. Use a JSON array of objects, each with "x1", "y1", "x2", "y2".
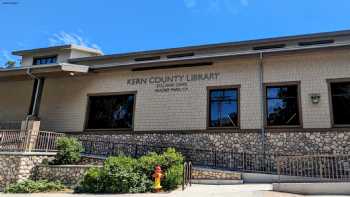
[
  {"x1": 90, "y1": 41, "x2": 350, "y2": 72},
  {"x1": 2, "y1": 41, "x2": 350, "y2": 81},
  {"x1": 0, "y1": 63, "x2": 89, "y2": 81},
  {"x1": 12, "y1": 44, "x2": 103, "y2": 56},
  {"x1": 69, "y1": 29, "x2": 350, "y2": 63}
]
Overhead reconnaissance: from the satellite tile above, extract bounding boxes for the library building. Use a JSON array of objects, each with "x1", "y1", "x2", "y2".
[{"x1": 1, "y1": 30, "x2": 350, "y2": 155}]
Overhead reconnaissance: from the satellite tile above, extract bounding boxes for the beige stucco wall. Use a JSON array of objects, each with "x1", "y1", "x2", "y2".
[
  {"x1": 38, "y1": 48, "x2": 350, "y2": 132},
  {"x1": 21, "y1": 49, "x2": 99, "y2": 67},
  {"x1": 0, "y1": 80, "x2": 32, "y2": 121},
  {"x1": 39, "y1": 57, "x2": 262, "y2": 132},
  {"x1": 264, "y1": 48, "x2": 350, "y2": 128},
  {"x1": 21, "y1": 51, "x2": 71, "y2": 67}
]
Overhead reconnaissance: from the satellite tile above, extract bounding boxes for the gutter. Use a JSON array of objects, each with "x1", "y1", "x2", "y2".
[
  {"x1": 26, "y1": 67, "x2": 39, "y2": 79},
  {"x1": 258, "y1": 52, "x2": 265, "y2": 154}
]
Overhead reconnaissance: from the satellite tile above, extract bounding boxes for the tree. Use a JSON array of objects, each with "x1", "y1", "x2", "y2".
[{"x1": 4, "y1": 60, "x2": 16, "y2": 68}]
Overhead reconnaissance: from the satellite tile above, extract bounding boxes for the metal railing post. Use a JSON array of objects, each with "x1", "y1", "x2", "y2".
[
  {"x1": 243, "y1": 152, "x2": 246, "y2": 171},
  {"x1": 45, "y1": 132, "x2": 50, "y2": 152},
  {"x1": 134, "y1": 144, "x2": 138, "y2": 157},
  {"x1": 182, "y1": 162, "x2": 187, "y2": 191},
  {"x1": 214, "y1": 150, "x2": 217, "y2": 168}
]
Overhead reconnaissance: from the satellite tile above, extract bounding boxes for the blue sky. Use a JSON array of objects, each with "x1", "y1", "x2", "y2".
[{"x1": 1, "y1": 0, "x2": 350, "y2": 66}]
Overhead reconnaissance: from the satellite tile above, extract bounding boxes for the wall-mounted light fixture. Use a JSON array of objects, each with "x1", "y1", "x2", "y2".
[{"x1": 310, "y1": 93, "x2": 321, "y2": 104}]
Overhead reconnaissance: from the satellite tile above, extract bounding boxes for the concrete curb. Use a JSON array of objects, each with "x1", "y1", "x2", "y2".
[
  {"x1": 191, "y1": 179, "x2": 243, "y2": 185},
  {"x1": 273, "y1": 182, "x2": 350, "y2": 195}
]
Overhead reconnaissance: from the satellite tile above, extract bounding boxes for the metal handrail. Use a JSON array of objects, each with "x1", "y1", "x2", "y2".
[
  {"x1": 276, "y1": 154, "x2": 350, "y2": 181},
  {"x1": 0, "y1": 130, "x2": 64, "y2": 152},
  {"x1": 78, "y1": 138, "x2": 350, "y2": 179},
  {"x1": 182, "y1": 161, "x2": 192, "y2": 190},
  {"x1": 78, "y1": 139, "x2": 285, "y2": 174}
]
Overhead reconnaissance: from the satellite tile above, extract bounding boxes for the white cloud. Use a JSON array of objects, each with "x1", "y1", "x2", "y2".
[
  {"x1": 183, "y1": 0, "x2": 197, "y2": 8},
  {"x1": 0, "y1": 50, "x2": 18, "y2": 67},
  {"x1": 183, "y1": 0, "x2": 248, "y2": 14},
  {"x1": 48, "y1": 31, "x2": 101, "y2": 50},
  {"x1": 208, "y1": 0, "x2": 220, "y2": 13},
  {"x1": 2, "y1": 50, "x2": 12, "y2": 61},
  {"x1": 223, "y1": 0, "x2": 238, "y2": 14},
  {"x1": 240, "y1": 0, "x2": 249, "y2": 7}
]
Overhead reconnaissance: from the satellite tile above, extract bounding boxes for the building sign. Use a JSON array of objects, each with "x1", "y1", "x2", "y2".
[{"x1": 127, "y1": 72, "x2": 220, "y2": 93}]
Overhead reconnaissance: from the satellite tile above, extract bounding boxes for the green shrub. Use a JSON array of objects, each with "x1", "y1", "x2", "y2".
[
  {"x1": 53, "y1": 137, "x2": 84, "y2": 165},
  {"x1": 104, "y1": 156, "x2": 138, "y2": 173},
  {"x1": 136, "y1": 148, "x2": 184, "y2": 191},
  {"x1": 75, "y1": 167, "x2": 103, "y2": 193},
  {"x1": 76, "y1": 156, "x2": 152, "y2": 193},
  {"x1": 103, "y1": 171, "x2": 152, "y2": 193},
  {"x1": 163, "y1": 164, "x2": 183, "y2": 190},
  {"x1": 137, "y1": 152, "x2": 165, "y2": 176},
  {"x1": 5, "y1": 180, "x2": 65, "y2": 193},
  {"x1": 162, "y1": 148, "x2": 184, "y2": 168},
  {"x1": 76, "y1": 148, "x2": 184, "y2": 193},
  {"x1": 137, "y1": 148, "x2": 184, "y2": 177},
  {"x1": 102, "y1": 156, "x2": 152, "y2": 193}
]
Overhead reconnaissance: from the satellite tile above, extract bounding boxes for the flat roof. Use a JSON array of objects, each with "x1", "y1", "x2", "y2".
[
  {"x1": 12, "y1": 44, "x2": 103, "y2": 56},
  {"x1": 87, "y1": 42, "x2": 350, "y2": 71},
  {"x1": 0, "y1": 63, "x2": 89, "y2": 81},
  {"x1": 69, "y1": 29, "x2": 350, "y2": 63}
]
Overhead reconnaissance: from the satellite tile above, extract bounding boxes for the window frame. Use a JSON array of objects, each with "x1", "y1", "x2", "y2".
[
  {"x1": 33, "y1": 55, "x2": 58, "y2": 65},
  {"x1": 207, "y1": 85, "x2": 240, "y2": 129},
  {"x1": 83, "y1": 91, "x2": 137, "y2": 132},
  {"x1": 264, "y1": 81, "x2": 303, "y2": 128},
  {"x1": 327, "y1": 78, "x2": 350, "y2": 128}
]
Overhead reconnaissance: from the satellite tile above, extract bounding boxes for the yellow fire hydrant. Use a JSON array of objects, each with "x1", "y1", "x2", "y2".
[{"x1": 152, "y1": 165, "x2": 164, "y2": 192}]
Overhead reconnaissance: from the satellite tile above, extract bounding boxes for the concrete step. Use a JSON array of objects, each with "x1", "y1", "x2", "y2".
[{"x1": 191, "y1": 179, "x2": 244, "y2": 185}]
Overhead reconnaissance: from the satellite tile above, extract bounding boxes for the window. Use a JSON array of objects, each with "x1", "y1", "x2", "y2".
[
  {"x1": 132, "y1": 62, "x2": 213, "y2": 71},
  {"x1": 167, "y1": 52, "x2": 195, "y2": 59},
  {"x1": 330, "y1": 81, "x2": 350, "y2": 125},
  {"x1": 134, "y1": 56, "x2": 160, "y2": 62},
  {"x1": 33, "y1": 56, "x2": 57, "y2": 65},
  {"x1": 252, "y1": 44, "x2": 286, "y2": 50},
  {"x1": 298, "y1": 39, "x2": 334, "y2": 46},
  {"x1": 86, "y1": 94, "x2": 135, "y2": 130},
  {"x1": 209, "y1": 87, "x2": 239, "y2": 128},
  {"x1": 265, "y1": 84, "x2": 300, "y2": 126}
]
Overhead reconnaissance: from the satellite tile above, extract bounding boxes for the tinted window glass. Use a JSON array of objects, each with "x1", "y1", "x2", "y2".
[
  {"x1": 86, "y1": 94, "x2": 135, "y2": 129},
  {"x1": 33, "y1": 56, "x2": 57, "y2": 65},
  {"x1": 209, "y1": 88, "x2": 238, "y2": 127},
  {"x1": 266, "y1": 85, "x2": 300, "y2": 126},
  {"x1": 331, "y1": 82, "x2": 350, "y2": 125}
]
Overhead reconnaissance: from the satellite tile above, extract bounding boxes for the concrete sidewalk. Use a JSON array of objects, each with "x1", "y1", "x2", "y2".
[{"x1": 0, "y1": 184, "x2": 347, "y2": 197}]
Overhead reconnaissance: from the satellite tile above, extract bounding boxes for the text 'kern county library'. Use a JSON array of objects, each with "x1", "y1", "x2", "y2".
[{"x1": 1, "y1": 30, "x2": 350, "y2": 155}]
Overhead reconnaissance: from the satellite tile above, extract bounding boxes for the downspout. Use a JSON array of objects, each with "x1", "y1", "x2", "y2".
[
  {"x1": 26, "y1": 67, "x2": 39, "y2": 80},
  {"x1": 26, "y1": 68, "x2": 40, "y2": 119},
  {"x1": 24, "y1": 68, "x2": 43, "y2": 151},
  {"x1": 22, "y1": 68, "x2": 41, "y2": 143},
  {"x1": 258, "y1": 52, "x2": 265, "y2": 154}
]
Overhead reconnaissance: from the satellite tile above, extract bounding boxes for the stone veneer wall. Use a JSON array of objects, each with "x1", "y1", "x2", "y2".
[
  {"x1": 71, "y1": 128, "x2": 350, "y2": 155},
  {"x1": 77, "y1": 156, "x2": 105, "y2": 165},
  {"x1": 0, "y1": 152, "x2": 55, "y2": 190},
  {"x1": 32, "y1": 165, "x2": 241, "y2": 186},
  {"x1": 192, "y1": 167, "x2": 241, "y2": 180},
  {"x1": 33, "y1": 165, "x2": 101, "y2": 186}
]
